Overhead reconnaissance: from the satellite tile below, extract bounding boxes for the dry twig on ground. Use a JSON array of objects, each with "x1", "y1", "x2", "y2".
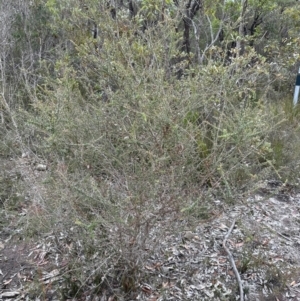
[{"x1": 222, "y1": 219, "x2": 244, "y2": 301}]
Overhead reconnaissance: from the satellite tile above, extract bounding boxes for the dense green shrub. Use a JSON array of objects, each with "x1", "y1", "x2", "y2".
[{"x1": 1, "y1": 0, "x2": 300, "y2": 298}]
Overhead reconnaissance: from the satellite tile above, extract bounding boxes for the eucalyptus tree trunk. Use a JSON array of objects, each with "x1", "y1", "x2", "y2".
[
  {"x1": 236, "y1": 0, "x2": 248, "y2": 56},
  {"x1": 181, "y1": 0, "x2": 203, "y2": 54}
]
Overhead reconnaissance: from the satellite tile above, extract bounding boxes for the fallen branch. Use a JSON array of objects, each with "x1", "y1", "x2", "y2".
[{"x1": 223, "y1": 219, "x2": 244, "y2": 301}]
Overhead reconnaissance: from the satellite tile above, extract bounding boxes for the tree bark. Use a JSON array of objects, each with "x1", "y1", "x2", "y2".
[
  {"x1": 236, "y1": 0, "x2": 248, "y2": 56},
  {"x1": 181, "y1": 0, "x2": 202, "y2": 54}
]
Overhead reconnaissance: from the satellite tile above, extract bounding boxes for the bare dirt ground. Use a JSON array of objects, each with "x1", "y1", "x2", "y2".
[{"x1": 1, "y1": 155, "x2": 300, "y2": 301}]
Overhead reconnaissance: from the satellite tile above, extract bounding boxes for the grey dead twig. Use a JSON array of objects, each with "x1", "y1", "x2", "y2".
[{"x1": 222, "y1": 219, "x2": 244, "y2": 301}]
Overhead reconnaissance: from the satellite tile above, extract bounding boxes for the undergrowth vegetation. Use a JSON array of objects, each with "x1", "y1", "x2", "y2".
[{"x1": 1, "y1": 0, "x2": 300, "y2": 299}]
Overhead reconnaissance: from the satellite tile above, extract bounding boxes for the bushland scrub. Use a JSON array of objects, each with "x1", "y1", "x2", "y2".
[{"x1": 1, "y1": 0, "x2": 300, "y2": 299}]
